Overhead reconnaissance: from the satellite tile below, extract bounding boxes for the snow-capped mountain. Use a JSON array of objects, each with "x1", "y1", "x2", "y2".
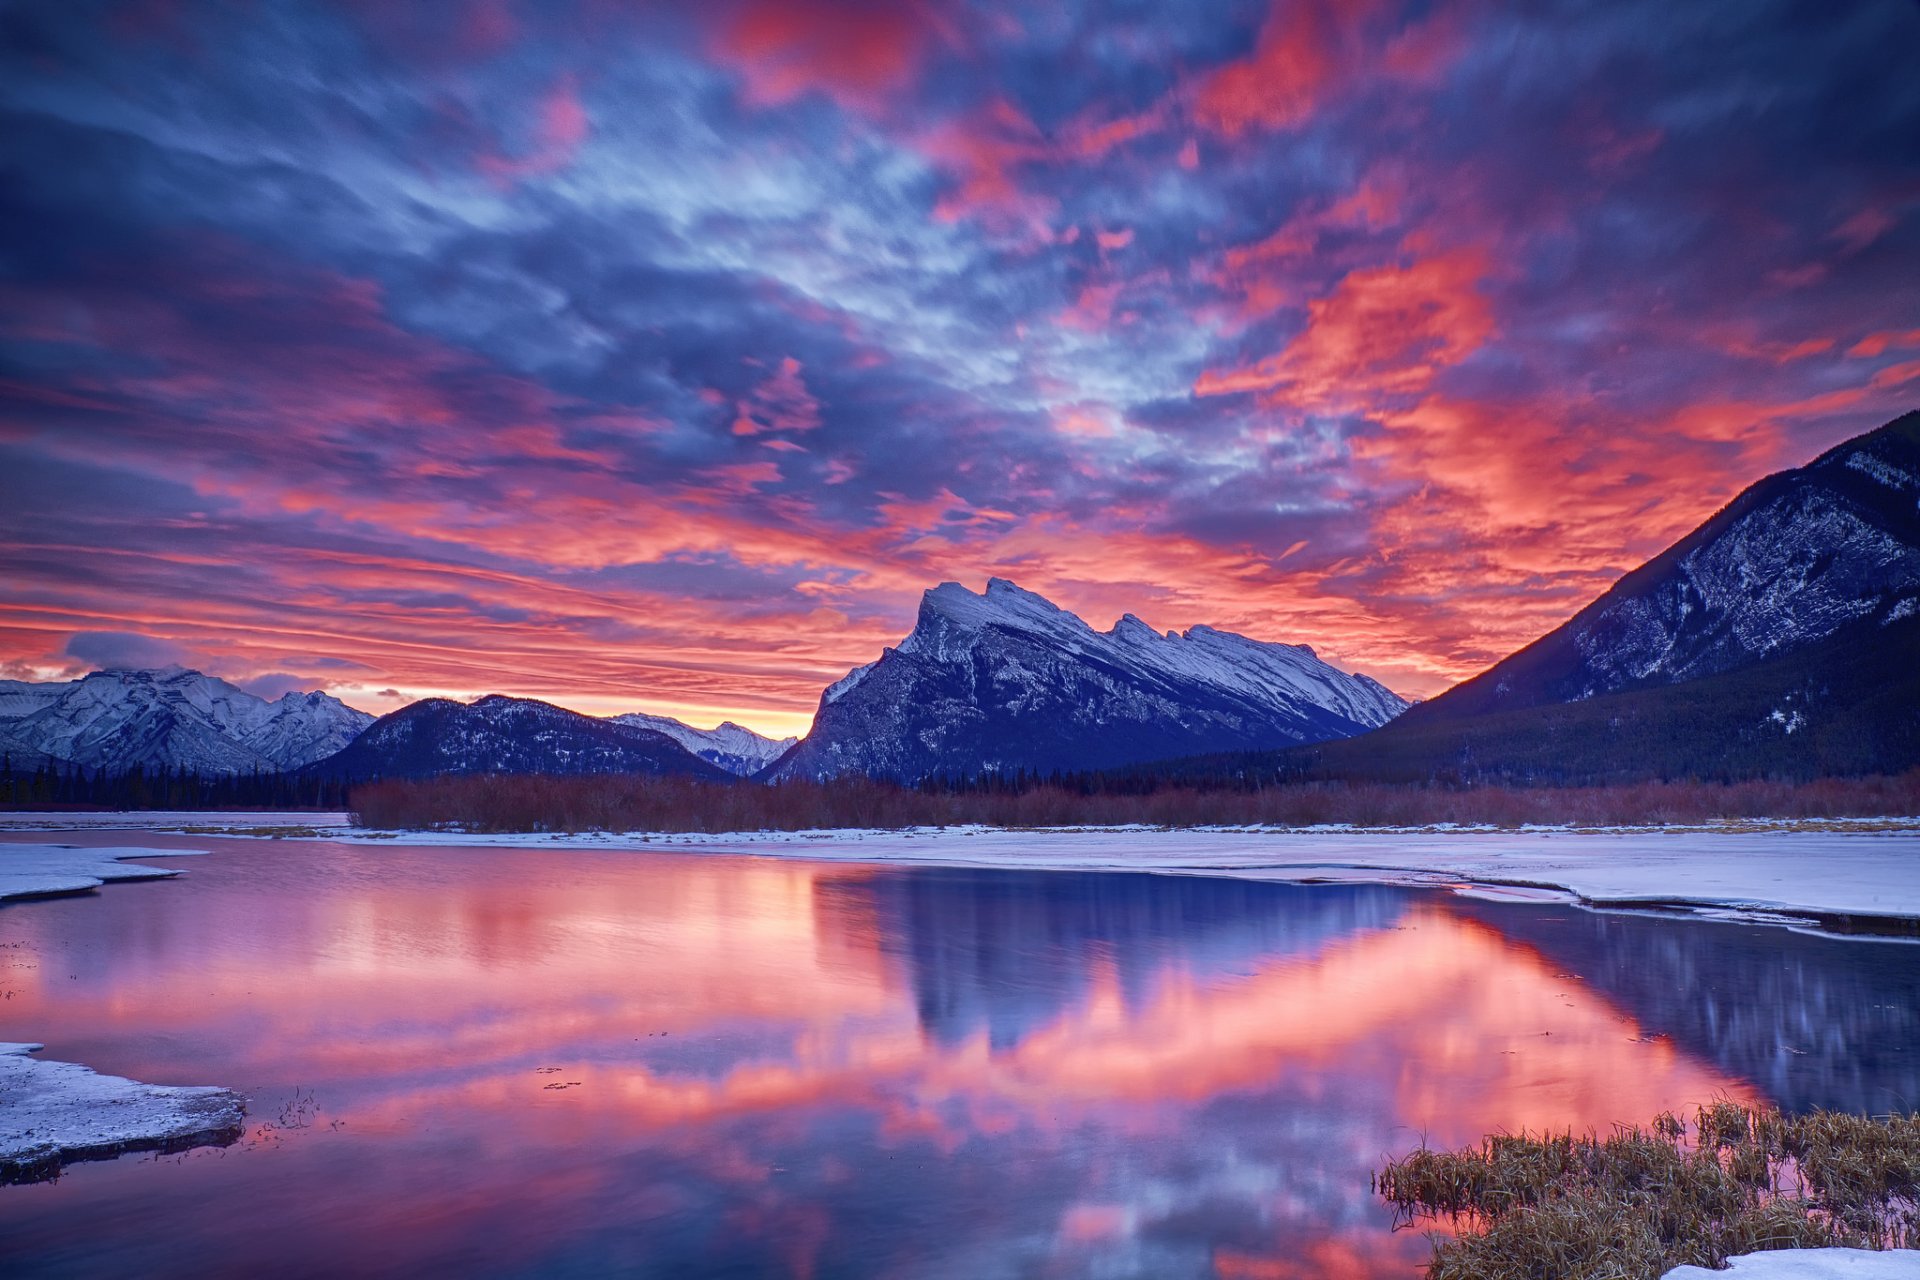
[
  {"x1": 0, "y1": 668, "x2": 372, "y2": 773},
  {"x1": 765, "y1": 578, "x2": 1407, "y2": 782},
  {"x1": 308, "y1": 694, "x2": 733, "y2": 781},
  {"x1": 1414, "y1": 410, "x2": 1920, "y2": 719},
  {"x1": 1318, "y1": 409, "x2": 1920, "y2": 781},
  {"x1": 608, "y1": 712, "x2": 795, "y2": 777}
]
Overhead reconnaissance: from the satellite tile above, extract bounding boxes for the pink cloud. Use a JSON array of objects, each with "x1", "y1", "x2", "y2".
[
  {"x1": 730, "y1": 357, "x2": 824, "y2": 436},
  {"x1": 478, "y1": 74, "x2": 591, "y2": 187}
]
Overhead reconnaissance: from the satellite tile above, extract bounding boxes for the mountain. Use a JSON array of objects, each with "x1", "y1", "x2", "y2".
[
  {"x1": 1282, "y1": 410, "x2": 1920, "y2": 782},
  {"x1": 764, "y1": 578, "x2": 1407, "y2": 782},
  {"x1": 0, "y1": 668, "x2": 372, "y2": 774},
  {"x1": 307, "y1": 694, "x2": 733, "y2": 782},
  {"x1": 608, "y1": 712, "x2": 795, "y2": 777}
]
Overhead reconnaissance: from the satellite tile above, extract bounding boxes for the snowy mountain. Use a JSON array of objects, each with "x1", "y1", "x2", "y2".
[
  {"x1": 765, "y1": 578, "x2": 1407, "y2": 782},
  {"x1": 1296, "y1": 410, "x2": 1920, "y2": 781},
  {"x1": 1431, "y1": 410, "x2": 1920, "y2": 716},
  {"x1": 308, "y1": 694, "x2": 733, "y2": 782},
  {"x1": 0, "y1": 668, "x2": 372, "y2": 774},
  {"x1": 608, "y1": 712, "x2": 795, "y2": 777}
]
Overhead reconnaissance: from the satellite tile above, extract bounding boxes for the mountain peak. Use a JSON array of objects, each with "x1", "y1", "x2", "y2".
[
  {"x1": 0, "y1": 666, "x2": 372, "y2": 773},
  {"x1": 922, "y1": 578, "x2": 1066, "y2": 621},
  {"x1": 907, "y1": 579, "x2": 1088, "y2": 656},
  {"x1": 773, "y1": 580, "x2": 1408, "y2": 782},
  {"x1": 606, "y1": 710, "x2": 795, "y2": 776}
]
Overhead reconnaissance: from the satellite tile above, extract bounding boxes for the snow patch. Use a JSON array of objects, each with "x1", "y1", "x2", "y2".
[
  {"x1": 608, "y1": 712, "x2": 794, "y2": 775},
  {"x1": 0, "y1": 843, "x2": 206, "y2": 902},
  {"x1": 1846, "y1": 450, "x2": 1919, "y2": 493},
  {"x1": 0, "y1": 1043, "x2": 244, "y2": 1184},
  {"x1": 1665, "y1": 1248, "x2": 1920, "y2": 1278}
]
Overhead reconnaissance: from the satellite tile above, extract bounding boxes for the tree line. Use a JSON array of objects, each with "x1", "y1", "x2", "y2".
[{"x1": 0, "y1": 757, "x2": 350, "y2": 811}]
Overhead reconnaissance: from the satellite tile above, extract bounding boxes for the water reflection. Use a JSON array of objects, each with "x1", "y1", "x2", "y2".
[{"x1": 0, "y1": 838, "x2": 1909, "y2": 1278}]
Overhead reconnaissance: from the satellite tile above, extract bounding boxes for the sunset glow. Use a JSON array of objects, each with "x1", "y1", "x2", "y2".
[{"x1": 3, "y1": 2, "x2": 1917, "y2": 733}]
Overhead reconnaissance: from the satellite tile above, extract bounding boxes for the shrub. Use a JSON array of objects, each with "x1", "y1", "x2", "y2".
[{"x1": 1376, "y1": 1104, "x2": 1920, "y2": 1279}]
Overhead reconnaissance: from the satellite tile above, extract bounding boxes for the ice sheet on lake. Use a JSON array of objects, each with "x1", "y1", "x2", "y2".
[
  {"x1": 0, "y1": 1043, "x2": 244, "y2": 1183},
  {"x1": 5, "y1": 812, "x2": 1916, "y2": 931},
  {"x1": 0, "y1": 843, "x2": 205, "y2": 903},
  {"x1": 1666, "y1": 1248, "x2": 1920, "y2": 1278},
  {"x1": 337, "y1": 825, "x2": 1920, "y2": 930}
]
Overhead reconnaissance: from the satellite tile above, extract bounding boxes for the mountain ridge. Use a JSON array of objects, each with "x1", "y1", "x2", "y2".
[
  {"x1": 0, "y1": 667, "x2": 372, "y2": 774},
  {"x1": 306, "y1": 693, "x2": 732, "y2": 782},
  {"x1": 1244, "y1": 410, "x2": 1920, "y2": 783},
  {"x1": 608, "y1": 712, "x2": 795, "y2": 777},
  {"x1": 766, "y1": 578, "x2": 1408, "y2": 782}
]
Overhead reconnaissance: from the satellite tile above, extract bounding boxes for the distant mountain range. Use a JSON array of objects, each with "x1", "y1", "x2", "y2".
[
  {"x1": 609, "y1": 713, "x2": 795, "y2": 776},
  {"x1": 1269, "y1": 409, "x2": 1920, "y2": 782},
  {"x1": 306, "y1": 695, "x2": 733, "y2": 783},
  {"x1": 0, "y1": 668, "x2": 370, "y2": 774},
  {"x1": 6, "y1": 412, "x2": 1914, "y2": 788},
  {"x1": 764, "y1": 578, "x2": 1406, "y2": 782},
  {"x1": 0, "y1": 671, "x2": 781, "y2": 783}
]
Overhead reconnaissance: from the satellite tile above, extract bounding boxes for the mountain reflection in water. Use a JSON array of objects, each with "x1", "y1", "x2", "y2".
[{"x1": 0, "y1": 837, "x2": 1911, "y2": 1279}]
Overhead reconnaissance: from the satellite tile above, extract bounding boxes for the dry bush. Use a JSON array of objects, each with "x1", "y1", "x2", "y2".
[
  {"x1": 349, "y1": 771, "x2": 1920, "y2": 834},
  {"x1": 1376, "y1": 1104, "x2": 1920, "y2": 1279}
]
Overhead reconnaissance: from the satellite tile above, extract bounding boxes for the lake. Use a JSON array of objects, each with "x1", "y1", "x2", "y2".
[{"x1": 1, "y1": 833, "x2": 1916, "y2": 1278}]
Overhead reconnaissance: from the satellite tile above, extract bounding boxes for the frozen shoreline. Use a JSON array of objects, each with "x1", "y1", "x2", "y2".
[
  {"x1": 475, "y1": 824, "x2": 1920, "y2": 934},
  {"x1": 0, "y1": 1043, "x2": 244, "y2": 1184},
  {"x1": 0, "y1": 844, "x2": 240, "y2": 1184},
  {"x1": 4, "y1": 812, "x2": 1917, "y2": 935},
  {"x1": 1665, "y1": 1249, "x2": 1920, "y2": 1277},
  {"x1": 0, "y1": 843, "x2": 204, "y2": 904}
]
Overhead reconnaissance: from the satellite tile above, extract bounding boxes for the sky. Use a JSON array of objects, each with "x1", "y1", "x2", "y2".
[{"x1": 2, "y1": 0, "x2": 1918, "y2": 737}]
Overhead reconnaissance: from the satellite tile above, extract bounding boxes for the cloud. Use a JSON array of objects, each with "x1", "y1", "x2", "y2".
[
  {"x1": 0, "y1": 0, "x2": 1915, "y2": 719},
  {"x1": 62, "y1": 631, "x2": 194, "y2": 672},
  {"x1": 709, "y1": 0, "x2": 939, "y2": 112},
  {"x1": 238, "y1": 672, "x2": 318, "y2": 700}
]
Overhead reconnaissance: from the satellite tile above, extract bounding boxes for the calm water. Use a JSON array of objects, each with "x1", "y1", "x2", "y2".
[{"x1": 0, "y1": 834, "x2": 1915, "y2": 1279}]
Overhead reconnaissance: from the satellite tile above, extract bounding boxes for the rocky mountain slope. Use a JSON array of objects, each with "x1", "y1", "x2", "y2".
[
  {"x1": 308, "y1": 694, "x2": 732, "y2": 782},
  {"x1": 1278, "y1": 410, "x2": 1920, "y2": 782},
  {"x1": 609, "y1": 713, "x2": 795, "y2": 777},
  {"x1": 765, "y1": 579, "x2": 1406, "y2": 782},
  {"x1": 0, "y1": 668, "x2": 372, "y2": 774}
]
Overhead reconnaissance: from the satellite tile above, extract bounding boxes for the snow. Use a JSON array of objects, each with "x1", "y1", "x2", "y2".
[
  {"x1": 609, "y1": 712, "x2": 795, "y2": 775},
  {"x1": 1570, "y1": 473, "x2": 1918, "y2": 693},
  {"x1": 1665, "y1": 1249, "x2": 1920, "y2": 1278},
  {"x1": 0, "y1": 667, "x2": 370, "y2": 772},
  {"x1": 821, "y1": 658, "x2": 878, "y2": 704},
  {"x1": 0, "y1": 1042, "x2": 244, "y2": 1184},
  {"x1": 336, "y1": 826, "x2": 1919, "y2": 929},
  {"x1": 0, "y1": 842, "x2": 204, "y2": 902},
  {"x1": 895, "y1": 577, "x2": 1407, "y2": 726},
  {"x1": 15, "y1": 812, "x2": 1909, "y2": 935}
]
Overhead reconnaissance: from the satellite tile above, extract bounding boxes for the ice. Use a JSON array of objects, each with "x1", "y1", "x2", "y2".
[
  {"x1": 0, "y1": 1043, "x2": 244, "y2": 1183},
  {"x1": 6, "y1": 814, "x2": 1916, "y2": 934},
  {"x1": 1665, "y1": 1248, "x2": 1920, "y2": 1278},
  {"x1": 319, "y1": 824, "x2": 1920, "y2": 930},
  {"x1": 0, "y1": 842, "x2": 205, "y2": 902}
]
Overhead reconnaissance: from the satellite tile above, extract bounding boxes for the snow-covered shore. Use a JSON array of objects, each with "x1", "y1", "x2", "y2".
[
  {"x1": 0, "y1": 843, "x2": 204, "y2": 904},
  {"x1": 1, "y1": 844, "x2": 241, "y2": 1182},
  {"x1": 4, "y1": 812, "x2": 1917, "y2": 934},
  {"x1": 0, "y1": 1043, "x2": 244, "y2": 1184},
  {"x1": 1665, "y1": 1249, "x2": 1920, "y2": 1277}
]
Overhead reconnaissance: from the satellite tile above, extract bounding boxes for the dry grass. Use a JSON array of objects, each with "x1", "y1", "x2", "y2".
[
  {"x1": 1375, "y1": 1103, "x2": 1920, "y2": 1279},
  {"x1": 347, "y1": 771, "x2": 1920, "y2": 834}
]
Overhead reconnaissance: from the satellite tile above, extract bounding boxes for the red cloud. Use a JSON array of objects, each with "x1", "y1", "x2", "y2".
[
  {"x1": 1190, "y1": 0, "x2": 1463, "y2": 137},
  {"x1": 1848, "y1": 329, "x2": 1920, "y2": 359},
  {"x1": 731, "y1": 357, "x2": 824, "y2": 436},
  {"x1": 1196, "y1": 248, "x2": 1495, "y2": 405},
  {"x1": 712, "y1": 0, "x2": 937, "y2": 112}
]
